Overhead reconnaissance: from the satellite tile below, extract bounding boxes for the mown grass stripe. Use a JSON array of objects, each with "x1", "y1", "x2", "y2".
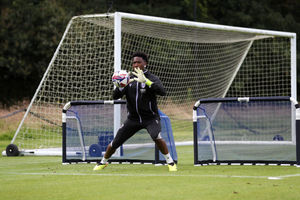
[{"x1": 3, "y1": 171, "x2": 300, "y2": 179}]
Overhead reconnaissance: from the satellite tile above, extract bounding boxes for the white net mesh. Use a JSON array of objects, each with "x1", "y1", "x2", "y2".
[
  {"x1": 12, "y1": 13, "x2": 293, "y2": 153},
  {"x1": 14, "y1": 16, "x2": 115, "y2": 151}
]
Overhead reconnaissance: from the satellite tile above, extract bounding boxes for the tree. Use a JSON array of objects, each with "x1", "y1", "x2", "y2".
[{"x1": 1, "y1": 0, "x2": 299, "y2": 106}]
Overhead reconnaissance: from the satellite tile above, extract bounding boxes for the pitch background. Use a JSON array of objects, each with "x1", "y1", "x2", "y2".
[{"x1": 1, "y1": 145, "x2": 300, "y2": 200}]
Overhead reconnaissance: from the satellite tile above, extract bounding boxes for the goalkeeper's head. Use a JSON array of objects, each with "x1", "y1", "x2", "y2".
[{"x1": 132, "y1": 52, "x2": 148, "y2": 71}]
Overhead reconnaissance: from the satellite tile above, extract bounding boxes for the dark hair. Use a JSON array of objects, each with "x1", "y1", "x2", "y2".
[{"x1": 131, "y1": 52, "x2": 148, "y2": 63}]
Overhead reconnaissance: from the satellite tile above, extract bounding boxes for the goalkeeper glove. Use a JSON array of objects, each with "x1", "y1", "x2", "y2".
[{"x1": 132, "y1": 68, "x2": 153, "y2": 86}]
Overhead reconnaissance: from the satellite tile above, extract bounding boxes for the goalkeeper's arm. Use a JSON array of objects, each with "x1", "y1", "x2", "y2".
[
  {"x1": 113, "y1": 87, "x2": 125, "y2": 100},
  {"x1": 147, "y1": 75, "x2": 166, "y2": 96}
]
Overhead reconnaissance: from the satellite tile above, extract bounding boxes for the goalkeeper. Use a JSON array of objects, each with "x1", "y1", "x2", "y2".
[{"x1": 93, "y1": 52, "x2": 177, "y2": 172}]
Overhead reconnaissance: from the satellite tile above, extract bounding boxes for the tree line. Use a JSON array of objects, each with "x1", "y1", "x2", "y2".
[{"x1": 1, "y1": 0, "x2": 299, "y2": 107}]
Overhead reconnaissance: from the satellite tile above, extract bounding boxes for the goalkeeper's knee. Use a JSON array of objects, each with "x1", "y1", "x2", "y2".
[{"x1": 153, "y1": 133, "x2": 163, "y2": 141}]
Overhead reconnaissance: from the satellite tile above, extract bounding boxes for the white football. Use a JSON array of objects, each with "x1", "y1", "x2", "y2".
[{"x1": 112, "y1": 70, "x2": 130, "y2": 87}]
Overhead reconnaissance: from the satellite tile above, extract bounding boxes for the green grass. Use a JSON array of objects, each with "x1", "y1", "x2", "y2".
[{"x1": 1, "y1": 145, "x2": 300, "y2": 200}]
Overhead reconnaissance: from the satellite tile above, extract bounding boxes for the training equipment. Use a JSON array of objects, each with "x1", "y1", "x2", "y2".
[
  {"x1": 6, "y1": 12, "x2": 296, "y2": 156},
  {"x1": 62, "y1": 100, "x2": 177, "y2": 164},
  {"x1": 6, "y1": 144, "x2": 19, "y2": 156},
  {"x1": 132, "y1": 68, "x2": 152, "y2": 86},
  {"x1": 132, "y1": 68, "x2": 145, "y2": 83},
  {"x1": 193, "y1": 96, "x2": 299, "y2": 165},
  {"x1": 112, "y1": 70, "x2": 130, "y2": 88}
]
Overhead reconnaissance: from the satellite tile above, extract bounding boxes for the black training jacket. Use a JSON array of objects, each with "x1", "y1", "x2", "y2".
[{"x1": 113, "y1": 70, "x2": 166, "y2": 123}]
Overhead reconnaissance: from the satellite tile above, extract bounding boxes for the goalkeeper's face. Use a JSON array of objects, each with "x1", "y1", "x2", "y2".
[{"x1": 132, "y1": 57, "x2": 147, "y2": 71}]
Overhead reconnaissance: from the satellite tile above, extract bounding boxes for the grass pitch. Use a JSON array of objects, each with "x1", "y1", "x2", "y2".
[{"x1": 1, "y1": 145, "x2": 300, "y2": 200}]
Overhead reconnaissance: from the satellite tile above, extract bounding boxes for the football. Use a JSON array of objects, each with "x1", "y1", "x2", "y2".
[{"x1": 112, "y1": 70, "x2": 130, "y2": 87}]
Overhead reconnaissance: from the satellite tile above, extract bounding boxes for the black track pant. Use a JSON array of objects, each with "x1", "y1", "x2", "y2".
[{"x1": 111, "y1": 118, "x2": 161, "y2": 149}]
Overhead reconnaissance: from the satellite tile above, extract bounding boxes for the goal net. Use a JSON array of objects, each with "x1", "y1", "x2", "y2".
[
  {"x1": 62, "y1": 100, "x2": 177, "y2": 164},
  {"x1": 193, "y1": 96, "x2": 298, "y2": 165},
  {"x1": 6, "y1": 12, "x2": 296, "y2": 156}
]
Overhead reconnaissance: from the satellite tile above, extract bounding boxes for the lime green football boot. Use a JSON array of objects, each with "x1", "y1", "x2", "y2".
[
  {"x1": 168, "y1": 163, "x2": 177, "y2": 172},
  {"x1": 93, "y1": 163, "x2": 108, "y2": 171}
]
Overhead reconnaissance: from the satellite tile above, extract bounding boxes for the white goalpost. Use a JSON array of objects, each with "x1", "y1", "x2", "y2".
[{"x1": 4, "y1": 12, "x2": 296, "y2": 156}]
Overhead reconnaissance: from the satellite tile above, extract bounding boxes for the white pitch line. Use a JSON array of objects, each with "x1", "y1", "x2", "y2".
[
  {"x1": 2, "y1": 172, "x2": 299, "y2": 179},
  {"x1": 276, "y1": 173, "x2": 300, "y2": 178}
]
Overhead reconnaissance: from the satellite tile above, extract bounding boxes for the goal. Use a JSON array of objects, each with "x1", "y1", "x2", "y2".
[
  {"x1": 62, "y1": 100, "x2": 177, "y2": 164},
  {"x1": 5, "y1": 12, "x2": 296, "y2": 156},
  {"x1": 193, "y1": 96, "x2": 299, "y2": 165}
]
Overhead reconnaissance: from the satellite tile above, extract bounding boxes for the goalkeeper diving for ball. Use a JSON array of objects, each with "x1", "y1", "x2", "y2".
[{"x1": 93, "y1": 52, "x2": 177, "y2": 172}]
